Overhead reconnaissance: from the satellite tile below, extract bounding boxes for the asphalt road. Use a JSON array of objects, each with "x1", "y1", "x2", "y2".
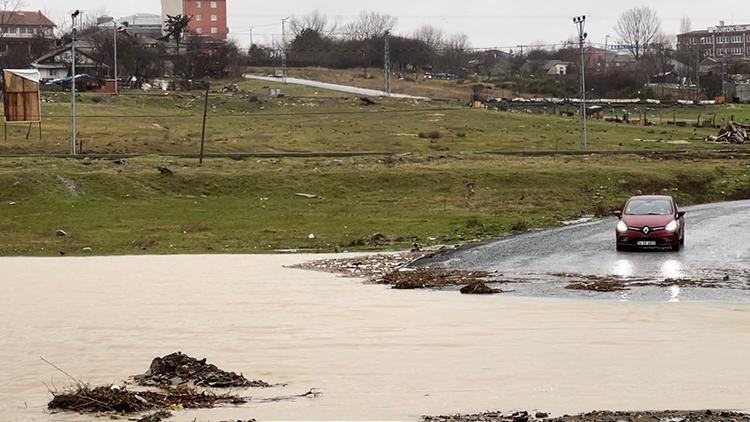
[
  {"x1": 244, "y1": 75, "x2": 431, "y2": 100},
  {"x1": 416, "y1": 200, "x2": 750, "y2": 302}
]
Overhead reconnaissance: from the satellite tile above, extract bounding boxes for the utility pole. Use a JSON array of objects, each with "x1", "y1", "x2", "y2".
[
  {"x1": 384, "y1": 30, "x2": 391, "y2": 95},
  {"x1": 281, "y1": 17, "x2": 289, "y2": 83},
  {"x1": 249, "y1": 26, "x2": 253, "y2": 50},
  {"x1": 573, "y1": 15, "x2": 588, "y2": 151},
  {"x1": 70, "y1": 10, "x2": 80, "y2": 156},
  {"x1": 722, "y1": 60, "x2": 727, "y2": 101},
  {"x1": 604, "y1": 34, "x2": 610, "y2": 76},
  {"x1": 113, "y1": 20, "x2": 119, "y2": 94}
]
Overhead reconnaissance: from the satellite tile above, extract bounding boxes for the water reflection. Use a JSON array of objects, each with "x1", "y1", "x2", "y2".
[
  {"x1": 611, "y1": 259, "x2": 635, "y2": 278},
  {"x1": 660, "y1": 260, "x2": 684, "y2": 279}
]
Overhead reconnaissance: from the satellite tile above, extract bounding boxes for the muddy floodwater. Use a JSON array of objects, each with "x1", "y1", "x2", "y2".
[{"x1": 1, "y1": 254, "x2": 750, "y2": 421}]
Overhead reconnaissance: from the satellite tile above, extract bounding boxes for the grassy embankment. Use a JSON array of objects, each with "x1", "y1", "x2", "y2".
[
  {"x1": 1, "y1": 154, "x2": 749, "y2": 256},
  {"x1": 0, "y1": 78, "x2": 749, "y2": 256}
]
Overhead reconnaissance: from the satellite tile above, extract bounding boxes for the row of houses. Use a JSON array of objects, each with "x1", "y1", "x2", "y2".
[{"x1": 0, "y1": 3, "x2": 232, "y2": 83}]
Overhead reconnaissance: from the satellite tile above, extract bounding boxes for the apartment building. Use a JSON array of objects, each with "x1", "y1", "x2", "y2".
[
  {"x1": 161, "y1": 0, "x2": 228, "y2": 40},
  {"x1": 677, "y1": 21, "x2": 750, "y2": 57}
]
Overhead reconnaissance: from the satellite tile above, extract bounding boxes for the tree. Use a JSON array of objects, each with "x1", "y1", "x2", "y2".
[
  {"x1": 164, "y1": 14, "x2": 191, "y2": 53},
  {"x1": 0, "y1": 0, "x2": 21, "y2": 39},
  {"x1": 413, "y1": 25, "x2": 445, "y2": 51},
  {"x1": 342, "y1": 11, "x2": 397, "y2": 77},
  {"x1": 680, "y1": 17, "x2": 692, "y2": 34},
  {"x1": 344, "y1": 11, "x2": 397, "y2": 40},
  {"x1": 289, "y1": 11, "x2": 336, "y2": 38},
  {"x1": 614, "y1": 7, "x2": 662, "y2": 61}
]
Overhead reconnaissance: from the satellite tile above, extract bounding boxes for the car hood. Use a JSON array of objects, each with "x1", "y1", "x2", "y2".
[{"x1": 622, "y1": 214, "x2": 675, "y2": 227}]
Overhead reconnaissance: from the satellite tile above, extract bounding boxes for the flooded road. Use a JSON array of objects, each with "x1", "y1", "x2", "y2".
[
  {"x1": 418, "y1": 200, "x2": 750, "y2": 302},
  {"x1": 2, "y1": 254, "x2": 750, "y2": 421}
]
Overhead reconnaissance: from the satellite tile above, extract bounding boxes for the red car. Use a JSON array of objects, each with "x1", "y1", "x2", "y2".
[{"x1": 614, "y1": 195, "x2": 686, "y2": 252}]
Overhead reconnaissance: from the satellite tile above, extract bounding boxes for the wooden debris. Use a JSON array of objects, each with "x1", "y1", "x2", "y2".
[{"x1": 705, "y1": 122, "x2": 749, "y2": 144}]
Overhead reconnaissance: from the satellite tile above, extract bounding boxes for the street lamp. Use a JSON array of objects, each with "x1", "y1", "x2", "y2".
[
  {"x1": 71, "y1": 9, "x2": 80, "y2": 156},
  {"x1": 105, "y1": 17, "x2": 119, "y2": 94},
  {"x1": 573, "y1": 15, "x2": 588, "y2": 151}
]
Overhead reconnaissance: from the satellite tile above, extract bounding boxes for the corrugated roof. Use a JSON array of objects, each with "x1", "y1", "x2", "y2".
[{"x1": 0, "y1": 10, "x2": 56, "y2": 27}]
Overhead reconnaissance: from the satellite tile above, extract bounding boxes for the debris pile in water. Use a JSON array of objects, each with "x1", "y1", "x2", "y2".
[
  {"x1": 134, "y1": 352, "x2": 272, "y2": 388},
  {"x1": 422, "y1": 410, "x2": 750, "y2": 422},
  {"x1": 48, "y1": 384, "x2": 245, "y2": 413}
]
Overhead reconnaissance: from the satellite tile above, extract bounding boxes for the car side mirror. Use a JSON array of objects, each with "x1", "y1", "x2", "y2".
[
  {"x1": 678, "y1": 210, "x2": 686, "y2": 217},
  {"x1": 613, "y1": 210, "x2": 622, "y2": 219}
]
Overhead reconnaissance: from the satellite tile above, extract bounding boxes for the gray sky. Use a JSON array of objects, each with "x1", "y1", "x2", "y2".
[{"x1": 20, "y1": 0, "x2": 749, "y2": 49}]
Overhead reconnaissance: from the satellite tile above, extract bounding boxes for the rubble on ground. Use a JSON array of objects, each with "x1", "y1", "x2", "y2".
[
  {"x1": 385, "y1": 269, "x2": 490, "y2": 290},
  {"x1": 294, "y1": 253, "x2": 501, "y2": 293},
  {"x1": 422, "y1": 410, "x2": 750, "y2": 422},
  {"x1": 293, "y1": 252, "x2": 428, "y2": 281},
  {"x1": 134, "y1": 352, "x2": 272, "y2": 388},
  {"x1": 460, "y1": 282, "x2": 502, "y2": 295},
  {"x1": 705, "y1": 121, "x2": 749, "y2": 144}
]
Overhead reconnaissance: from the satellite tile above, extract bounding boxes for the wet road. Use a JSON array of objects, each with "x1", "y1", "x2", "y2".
[
  {"x1": 244, "y1": 74, "x2": 431, "y2": 100},
  {"x1": 417, "y1": 200, "x2": 750, "y2": 302}
]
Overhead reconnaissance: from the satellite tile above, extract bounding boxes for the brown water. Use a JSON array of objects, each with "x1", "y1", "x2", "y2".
[{"x1": 1, "y1": 254, "x2": 749, "y2": 421}]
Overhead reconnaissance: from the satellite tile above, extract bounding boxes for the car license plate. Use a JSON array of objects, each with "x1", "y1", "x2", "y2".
[{"x1": 637, "y1": 241, "x2": 657, "y2": 246}]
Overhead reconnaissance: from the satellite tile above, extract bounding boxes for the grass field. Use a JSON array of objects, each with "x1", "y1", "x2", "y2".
[
  {"x1": 1, "y1": 77, "x2": 748, "y2": 157},
  {"x1": 1, "y1": 76, "x2": 749, "y2": 256},
  {"x1": 1, "y1": 154, "x2": 748, "y2": 256}
]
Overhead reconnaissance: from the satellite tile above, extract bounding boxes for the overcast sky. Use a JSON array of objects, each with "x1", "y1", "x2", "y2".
[{"x1": 20, "y1": 0, "x2": 749, "y2": 49}]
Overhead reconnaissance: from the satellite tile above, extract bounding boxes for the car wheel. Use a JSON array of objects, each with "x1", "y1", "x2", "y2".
[
  {"x1": 680, "y1": 236, "x2": 685, "y2": 245},
  {"x1": 617, "y1": 244, "x2": 627, "y2": 252},
  {"x1": 672, "y1": 242, "x2": 681, "y2": 252}
]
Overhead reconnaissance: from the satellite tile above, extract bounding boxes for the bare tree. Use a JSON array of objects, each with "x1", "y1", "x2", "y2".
[
  {"x1": 343, "y1": 11, "x2": 397, "y2": 40},
  {"x1": 413, "y1": 25, "x2": 444, "y2": 50},
  {"x1": 164, "y1": 14, "x2": 191, "y2": 54},
  {"x1": 0, "y1": 0, "x2": 22, "y2": 39},
  {"x1": 680, "y1": 16, "x2": 692, "y2": 34},
  {"x1": 289, "y1": 11, "x2": 336, "y2": 38},
  {"x1": 614, "y1": 7, "x2": 662, "y2": 61}
]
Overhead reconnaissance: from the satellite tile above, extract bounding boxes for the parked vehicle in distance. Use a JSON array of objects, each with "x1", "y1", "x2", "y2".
[{"x1": 614, "y1": 195, "x2": 686, "y2": 252}]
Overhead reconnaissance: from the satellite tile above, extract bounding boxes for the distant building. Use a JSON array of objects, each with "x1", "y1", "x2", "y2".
[
  {"x1": 0, "y1": 10, "x2": 56, "y2": 58},
  {"x1": 118, "y1": 14, "x2": 163, "y2": 39},
  {"x1": 677, "y1": 21, "x2": 750, "y2": 58},
  {"x1": 161, "y1": 0, "x2": 228, "y2": 40},
  {"x1": 31, "y1": 41, "x2": 103, "y2": 82},
  {"x1": 520, "y1": 59, "x2": 570, "y2": 77}
]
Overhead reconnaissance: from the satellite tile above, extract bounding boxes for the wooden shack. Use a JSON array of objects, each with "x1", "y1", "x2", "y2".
[{"x1": 3, "y1": 69, "x2": 42, "y2": 140}]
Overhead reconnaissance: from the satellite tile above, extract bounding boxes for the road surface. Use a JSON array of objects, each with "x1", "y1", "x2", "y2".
[
  {"x1": 416, "y1": 200, "x2": 750, "y2": 302},
  {"x1": 244, "y1": 74, "x2": 431, "y2": 100}
]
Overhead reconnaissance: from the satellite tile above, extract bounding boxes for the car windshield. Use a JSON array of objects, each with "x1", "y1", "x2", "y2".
[{"x1": 625, "y1": 199, "x2": 673, "y2": 216}]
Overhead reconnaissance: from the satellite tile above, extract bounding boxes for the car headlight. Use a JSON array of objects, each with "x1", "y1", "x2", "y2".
[
  {"x1": 665, "y1": 220, "x2": 679, "y2": 232},
  {"x1": 617, "y1": 221, "x2": 628, "y2": 232}
]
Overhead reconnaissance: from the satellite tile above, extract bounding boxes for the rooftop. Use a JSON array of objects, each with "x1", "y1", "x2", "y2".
[{"x1": 0, "y1": 10, "x2": 56, "y2": 27}]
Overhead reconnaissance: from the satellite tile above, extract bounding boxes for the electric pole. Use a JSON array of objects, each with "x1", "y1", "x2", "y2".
[
  {"x1": 722, "y1": 60, "x2": 727, "y2": 101},
  {"x1": 384, "y1": 30, "x2": 391, "y2": 95},
  {"x1": 573, "y1": 15, "x2": 588, "y2": 151},
  {"x1": 71, "y1": 10, "x2": 80, "y2": 156},
  {"x1": 113, "y1": 20, "x2": 118, "y2": 94},
  {"x1": 249, "y1": 26, "x2": 253, "y2": 49},
  {"x1": 281, "y1": 17, "x2": 289, "y2": 83}
]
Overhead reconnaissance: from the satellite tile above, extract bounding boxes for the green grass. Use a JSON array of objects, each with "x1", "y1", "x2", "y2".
[
  {"x1": 1, "y1": 155, "x2": 748, "y2": 256},
  {"x1": 1, "y1": 79, "x2": 749, "y2": 156}
]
